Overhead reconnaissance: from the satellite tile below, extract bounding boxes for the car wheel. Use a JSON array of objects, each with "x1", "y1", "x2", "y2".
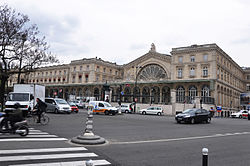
[
  {"x1": 142, "y1": 111, "x2": 146, "y2": 115},
  {"x1": 105, "y1": 110, "x2": 109, "y2": 115},
  {"x1": 177, "y1": 121, "x2": 181, "y2": 124},
  {"x1": 239, "y1": 115, "x2": 242, "y2": 119},
  {"x1": 55, "y1": 108, "x2": 58, "y2": 114},
  {"x1": 125, "y1": 110, "x2": 129, "y2": 114},
  {"x1": 206, "y1": 117, "x2": 211, "y2": 123},
  {"x1": 157, "y1": 112, "x2": 161, "y2": 116},
  {"x1": 190, "y1": 118, "x2": 195, "y2": 124}
]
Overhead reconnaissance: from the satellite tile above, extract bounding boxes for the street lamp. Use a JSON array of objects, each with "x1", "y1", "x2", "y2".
[{"x1": 132, "y1": 65, "x2": 142, "y2": 113}]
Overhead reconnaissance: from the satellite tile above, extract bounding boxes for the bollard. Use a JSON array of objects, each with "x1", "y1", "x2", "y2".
[
  {"x1": 85, "y1": 159, "x2": 93, "y2": 166},
  {"x1": 202, "y1": 148, "x2": 208, "y2": 166}
]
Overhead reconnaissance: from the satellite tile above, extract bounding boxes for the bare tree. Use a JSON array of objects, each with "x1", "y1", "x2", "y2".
[{"x1": 0, "y1": 5, "x2": 58, "y2": 110}]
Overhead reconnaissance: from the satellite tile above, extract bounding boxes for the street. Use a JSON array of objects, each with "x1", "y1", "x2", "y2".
[{"x1": 1, "y1": 110, "x2": 250, "y2": 166}]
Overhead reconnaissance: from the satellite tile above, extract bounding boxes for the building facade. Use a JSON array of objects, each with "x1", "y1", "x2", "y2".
[{"x1": 8, "y1": 43, "x2": 249, "y2": 115}]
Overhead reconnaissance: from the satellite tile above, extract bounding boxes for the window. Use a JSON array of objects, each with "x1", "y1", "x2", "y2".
[
  {"x1": 64, "y1": 70, "x2": 67, "y2": 74},
  {"x1": 176, "y1": 86, "x2": 185, "y2": 103},
  {"x1": 73, "y1": 67, "x2": 76, "y2": 72},
  {"x1": 80, "y1": 66, "x2": 82, "y2": 71},
  {"x1": 96, "y1": 66, "x2": 100, "y2": 72},
  {"x1": 203, "y1": 67, "x2": 208, "y2": 77},
  {"x1": 96, "y1": 75, "x2": 99, "y2": 82},
  {"x1": 247, "y1": 84, "x2": 250, "y2": 91},
  {"x1": 178, "y1": 56, "x2": 183, "y2": 63},
  {"x1": 247, "y1": 75, "x2": 250, "y2": 80},
  {"x1": 103, "y1": 68, "x2": 106, "y2": 73},
  {"x1": 201, "y1": 86, "x2": 210, "y2": 97},
  {"x1": 203, "y1": 54, "x2": 208, "y2": 61},
  {"x1": 87, "y1": 65, "x2": 89, "y2": 70},
  {"x1": 177, "y1": 68, "x2": 183, "y2": 78},
  {"x1": 190, "y1": 67, "x2": 195, "y2": 77},
  {"x1": 72, "y1": 76, "x2": 75, "y2": 83},
  {"x1": 46, "y1": 72, "x2": 48, "y2": 76},
  {"x1": 59, "y1": 71, "x2": 61, "y2": 75},
  {"x1": 190, "y1": 55, "x2": 195, "y2": 62},
  {"x1": 79, "y1": 75, "x2": 82, "y2": 83},
  {"x1": 110, "y1": 69, "x2": 112, "y2": 74},
  {"x1": 85, "y1": 74, "x2": 89, "y2": 82},
  {"x1": 54, "y1": 71, "x2": 57, "y2": 75}
]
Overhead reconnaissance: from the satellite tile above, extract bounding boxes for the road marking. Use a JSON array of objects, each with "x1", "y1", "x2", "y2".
[
  {"x1": 0, "y1": 153, "x2": 97, "y2": 162},
  {"x1": 111, "y1": 131, "x2": 250, "y2": 145},
  {"x1": 28, "y1": 132, "x2": 49, "y2": 135},
  {"x1": 10, "y1": 159, "x2": 111, "y2": 166},
  {"x1": 0, "y1": 138, "x2": 67, "y2": 142},
  {"x1": 0, "y1": 147, "x2": 87, "y2": 154},
  {"x1": 25, "y1": 135, "x2": 58, "y2": 138}
]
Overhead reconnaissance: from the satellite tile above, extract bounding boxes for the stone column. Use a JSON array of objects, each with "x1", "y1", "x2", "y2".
[{"x1": 171, "y1": 89, "x2": 176, "y2": 115}]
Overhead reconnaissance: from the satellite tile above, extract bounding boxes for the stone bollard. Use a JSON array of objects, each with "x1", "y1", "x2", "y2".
[
  {"x1": 71, "y1": 106, "x2": 106, "y2": 145},
  {"x1": 202, "y1": 148, "x2": 208, "y2": 166}
]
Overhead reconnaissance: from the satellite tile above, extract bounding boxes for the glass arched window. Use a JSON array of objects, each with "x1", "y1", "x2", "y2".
[
  {"x1": 138, "y1": 64, "x2": 167, "y2": 81},
  {"x1": 201, "y1": 85, "x2": 210, "y2": 97},
  {"x1": 142, "y1": 87, "x2": 150, "y2": 103},
  {"x1": 188, "y1": 86, "x2": 197, "y2": 103},
  {"x1": 176, "y1": 86, "x2": 185, "y2": 103},
  {"x1": 162, "y1": 86, "x2": 170, "y2": 104}
]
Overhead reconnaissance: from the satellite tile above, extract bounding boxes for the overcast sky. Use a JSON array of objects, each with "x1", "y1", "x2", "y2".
[{"x1": 1, "y1": 0, "x2": 250, "y2": 66}]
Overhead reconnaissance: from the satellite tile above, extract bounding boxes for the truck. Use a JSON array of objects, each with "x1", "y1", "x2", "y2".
[{"x1": 5, "y1": 84, "x2": 45, "y2": 114}]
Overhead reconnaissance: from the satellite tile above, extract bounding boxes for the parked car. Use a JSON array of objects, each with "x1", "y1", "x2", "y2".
[
  {"x1": 231, "y1": 110, "x2": 248, "y2": 118},
  {"x1": 139, "y1": 106, "x2": 163, "y2": 116},
  {"x1": 68, "y1": 101, "x2": 79, "y2": 113},
  {"x1": 45, "y1": 98, "x2": 71, "y2": 114},
  {"x1": 175, "y1": 108, "x2": 211, "y2": 124},
  {"x1": 115, "y1": 104, "x2": 133, "y2": 113}
]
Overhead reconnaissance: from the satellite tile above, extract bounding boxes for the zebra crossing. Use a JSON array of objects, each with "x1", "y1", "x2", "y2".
[{"x1": 0, "y1": 128, "x2": 111, "y2": 166}]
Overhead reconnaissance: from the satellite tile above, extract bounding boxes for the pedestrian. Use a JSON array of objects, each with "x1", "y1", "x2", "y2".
[
  {"x1": 209, "y1": 107, "x2": 214, "y2": 117},
  {"x1": 35, "y1": 98, "x2": 47, "y2": 123},
  {"x1": 105, "y1": 96, "x2": 109, "y2": 102}
]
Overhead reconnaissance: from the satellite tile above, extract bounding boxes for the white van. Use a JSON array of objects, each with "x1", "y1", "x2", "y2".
[{"x1": 89, "y1": 101, "x2": 118, "y2": 115}]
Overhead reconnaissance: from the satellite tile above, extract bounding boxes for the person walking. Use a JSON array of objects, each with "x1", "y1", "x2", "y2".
[{"x1": 35, "y1": 98, "x2": 47, "y2": 123}]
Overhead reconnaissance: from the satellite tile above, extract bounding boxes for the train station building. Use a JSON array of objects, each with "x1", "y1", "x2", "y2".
[{"x1": 8, "y1": 43, "x2": 250, "y2": 115}]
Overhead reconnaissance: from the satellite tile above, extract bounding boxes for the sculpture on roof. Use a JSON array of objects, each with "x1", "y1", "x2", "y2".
[{"x1": 150, "y1": 43, "x2": 156, "y2": 52}]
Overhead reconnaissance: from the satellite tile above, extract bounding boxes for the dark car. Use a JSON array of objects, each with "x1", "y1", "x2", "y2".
[{"x1": 175, "y1": 108, "x2": 211, "y2": 124}]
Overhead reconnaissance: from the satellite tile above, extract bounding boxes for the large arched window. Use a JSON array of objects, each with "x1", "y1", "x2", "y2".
[
  {"x1": 94, "y1": 88, "x2": 100, "y2": 101},
  {"x1": 201, "y1": 85, "x2": 210, "y2": 97},
  {"x1": 188, "y1": 86, "x2": 197, "y2": 103},
  {"x1": 78, "y1": 88, "x2": 82, "y2": 97},
  {"x1": 124, "y1": 87, "x2": 131, "y2": 102},
  {"x1": 176, "y1": 86, "x2": 185, "y2": 103},
  {"x1": 142, "y1": 87, "x2": 150, "y2": 103},
  {"x1": 151, "y1": 87, "x2": 160, "y2": 104},
  {"x1": 162, "y1": 86, "x2": 170, "y2": 104},
  {"x1": 138, "y1": 64, "x2": 167, "y2": 81}
]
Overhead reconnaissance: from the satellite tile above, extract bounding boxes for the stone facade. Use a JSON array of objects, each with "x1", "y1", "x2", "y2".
[{"x1": 7, "y1": 43, "x2": 250, "y2": 115}]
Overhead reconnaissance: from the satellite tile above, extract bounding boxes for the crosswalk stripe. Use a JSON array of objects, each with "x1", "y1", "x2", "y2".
[
  {"x1": 25, "y1": 135, "x2": 58, "y2": 138},
  {"x1": 28, "y1": 132, "x2": 49, "y2": 135},
  {"x1": 0, "y1": 138, "x2": 67, "y2": 142},
  {"x1": 0, "y1": 153, "x2": 98, "y2": 162},
  {"x1": 9, "y1": 159, "x2": 111, "y2": 166},
  {"x1": 0, "y1": 147, "x2": 87, "y2": 154}
]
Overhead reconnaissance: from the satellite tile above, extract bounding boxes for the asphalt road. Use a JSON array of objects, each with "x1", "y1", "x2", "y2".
[{"x1": 2, "y1": 110, "x2": 250, "y2": 166}]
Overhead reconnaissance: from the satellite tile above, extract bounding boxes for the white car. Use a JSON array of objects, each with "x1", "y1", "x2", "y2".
[
  {"x1": 139, "y1": 106, "x2": 164, "y2": 116},
  {"x1": 230, "y1": 110, "x2": 249, "y2": 118}
]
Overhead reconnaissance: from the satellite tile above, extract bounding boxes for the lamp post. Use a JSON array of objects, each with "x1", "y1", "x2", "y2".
[{"x1": 17, "y1": 33, "x2": 27, "y2": 84}]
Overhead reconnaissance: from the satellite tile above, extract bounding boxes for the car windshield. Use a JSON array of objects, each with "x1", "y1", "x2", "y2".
[
  {"x1": 68, "y1": 102, "x2": 75, "y2": 106},
  {"x1": 7, "y1": 93, "x2": 30, "y2": 101},
  {"x1": 183, "y1": 109, "x2": 196, "y2": 114},
  {"x1": 55, "y1": 99, "x2": 68, "y2": 104},
  {"x1": 104, "y1": 103, "x2": 112, "y2": 107}
]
